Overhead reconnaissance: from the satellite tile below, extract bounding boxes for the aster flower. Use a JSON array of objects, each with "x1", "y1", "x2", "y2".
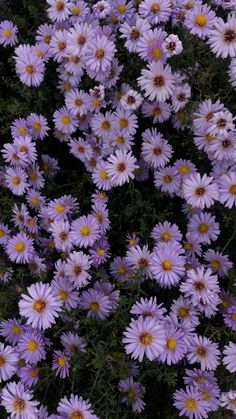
[
  {"x1": 184, "y1": 369, "x2": 217, "y2": 387},
  {"x1": 19, "y1": 282, "x2": 62, "y2": 330},
  {"x1": 85, "y1": 35, "x2": 116, "y2": 73},
  {"x1": 53, "y1": 106, "x2": 77, "y2": 134},
  {"x1": 141, "y1": 130, "x2": 173, "y2": 169},
  {"x1": 173, "y1": 386, "x2": 209, "y2": 419},
  {"x1": 208, "y1": 14, "x2": 236, "y2": 58},
  {"x1": 223, "y1": 342, "x2": 236, "y2": 373},
  {"x1": 185, "y1": 3, "x2": 217, "y2": 40},
  {"x1": 0, "y1": 318, "x2": 23, "y2": 346},
  {"x1": 123, "y1": 316, "x2": 166, "y2": 362},
  {"x1": 120, "y1": 89, "x2": 143, "y2": 111},
  {"x1": 170, "y1": 296, "x2": 200, "y2": 328},
  {"x1": 218, "y1": 171, "x2": 236, "y2": 208},
  {"x1": 65, "y1": 251, "x2": 91, "y2": 289},
  {"x1": 18, "y1": 331, "x2": 46, "y2": 364},
  {"x1": 154, "y1": 166, "x2": 181, "y2": 195},
  {"x1": 57, "y1": 394, "x2": 98, "y2": 419},
  {"x1": 182, "y1": 173, "x2": 218, "y2": 209},
  {"x1": 14, "y1": 44, "x2": 45, "y2": 87},
  {"x1": 79, "y1": 289, "x2": 112, "y2": 319},
  {"x1": 125, "y1": 245, "x2": 153, "y2": 279},
  {"x1": 151, "y1": 221, "x2": 182, "y2": 243},
  {"x1": 52, "y1": 350, "x2": 70, "y2": 378},
  {"x1": 0, "y1": 20, "x2": 18, "y2": 47},
  {"x1": 130, "y1": 297, "x2": 166, "y2": 320},
  {"x1": 1, "y1": 381, "x2": 39, "y2": 418},
  {"x1": 119, "y1": 16, "x2": 151, "y2": 53},
  {"x1": 110, "y1": 256, "x2": 132, "y2": 282},
  {"x1": 162, "y1": 34, "x2": 183, "y2": 57},
  {"x1": 118, "y1": 376, "x2": 146, "y2": 413},
  {"x1": 224, "y1": 305, "x2": 236, "y2": 331},
  {"x1": 46, "y1": 0, "x2": 72, "y2": 22},
  {"x1": 187, "y1": 212, "x2": 220, "y2": 244},
  {"x1": 70, "y1": 215, "x2": 100, "y2": 248},
  {"x1": 187, "y1": 335, "x2": 220, "y2": 371},
  {"x1": 6, "y1": 232, "x2": 34, "y2": 264},
  {"x1": 150, "y1": 242, "x2": 186, "y2": 288},
  {"x1": 18, "y1": 366, "x2": 39, "y2": 388},
  {"x1": 0, "y1": 343, "x2": 19, "y2": 382},
  {"x1": 61, "y1": 332, "x2": 86, "y2": 355},
  {"x1": 26, "y1": 113, "x2": 49, "y2": 140},
  {"x1": 139, "y1": 0, "x2": 172, "y2": 25},
  {"x1": 107, "y1": 149, "x2": 138, "y2": 186},
  {"x1": 220, "y1": 390, "x2": 236, "y2": 414},
  {"x1": 138, "y1": 62, "x2": 175, "y2": 102},
  {"x1": 5, "y1": 166, "x2": 28, "y2": 196},
  {"x1": 51, "y1": 277, "x2": 79, "y2": 310},
  {"x1": 159, "y1": 326, "x2": 188, "y2": 365},
  {"x1": 203, "y1": 249, "x2": 232, "y2": 277}
]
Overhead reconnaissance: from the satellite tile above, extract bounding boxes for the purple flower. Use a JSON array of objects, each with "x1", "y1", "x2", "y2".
[
  {"x1": 1, "y1": 381, "x2": 39, "y2": 417},
  {"x1": 0, "y1": 343, "x2": 19, "y2": 382},
  {"x1": 107, "y1": 149, "x2": 138, "y2": 186},
  {"x1": 6, "y1": 232, "x2": 34, "y2": 264},
  {"x1": 14, "y1": 44, "x2": 45, "y2": 87},
  {"x1": 223, "y1": 342, "x2": 236, "y2": 373},
  {"x1": 79, "y1": 289, "x2": 112, "y2": 319},
  {"x1": 5, "y1": 166, "x2": 28, "y2": 196},
  {"x1": 70, "y1": 215, "x2": 100, "y2": 248},
  {"x1": 187, "y1": 335, "x2": 220, "y2": 371},
  {"x1": 137, "y1": 62, "x2": 175, "y2": 102},
  {"x1": 173, "y1": 386, "x2": 209, "y2": 419},
  {"x1": 0, "y1": 318, "x2": 23, "y2": 346},
  {"x1": 224, "y1": 305, "x2": 236, "y2": 331},
  {"x1": 18, "y1": 365, "x2": 39, "y2": 388},
  {"x1": 18, "y1": 330, "x2": 46, "y2": 364},
  {"x1": 183, "y1": 173, "x2": 219, "y2": 209},
  {"x1": 130, "y1": 296, "x2": 166, "y2": 320},
  {"x1": 123, "y1": 316, "x2": 166, "y2": 362},
  {"x1": 158, "y1": 326, "x2": 188, "y2": 365},
  {"x1": 85, "y1": 34, "x2": 116, "y2": 73},
  {"x1": 19, "y1": 282, "x2": 62, "y2": 330},
  {"x1": 57, "y1": 394, "x2": 98, "y2": 418},
  {"x1": 0, "y1": 20, "x2": 18, "y2": 47},
  {"x1": 118, "y1": 376, "x2": 146, "y2": 413},
  {"x1": 184, "y1": 3, "x2": 217, "y2": 40},
  {"x1": 150, "y1": 242, "x2": 186, "y2": 288},
  {"x1": 52, "y1": 350, "x2": 70, "y2": 378}
]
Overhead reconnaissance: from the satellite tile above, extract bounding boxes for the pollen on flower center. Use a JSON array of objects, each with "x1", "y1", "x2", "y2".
[
  {"x1": 55, "y1": 204, "x2": 65, "y2": 213},
  {"x1": 119, "y1": 118, "x2": 128, "y2": 128},
  {"x1": 163, "y1": 175, "x2": 172, "y2": 184},
  {"x1": 89, "y1": 301, "x2": 99, "y2": 312},
  {"x1": 161, "y1": 259, "x2": 172, "y2": 271},
  {"x1": 0, "y1": 355, "x2": 6, "y2": 366},
  {"x1": 178, "y1": 307, "x2": 189, "y2": 318},
  {"x1": 229, "y1": 184, "x2": 236, "y2": 195},
  {"x1": 161, "y1": 231, "x2": 171, "y2": 241},
  {"x1": 117, "y1": 265, "x2": 126, "y2": 274},
  {"x1": 61, "y1": 115, "x2": 70, "y2": 125},
  {"x1": 13, "y1": 399, "x2": 25, "y2": 412},
  {"x1": 72, "y1": 6, "x2": 81, "y2": 16},
  {"x1": 211, "y1": 259, "x2": 220, "y2": 270},
  {"x1": 117, "y1": 4, "x2": 126, "y2": 13},
  {"x1": 32, "y1": 122, "x2": 41, "y2": 131},
  {"x1": 25, "y1": 64, "x2": 34, "y2": 74},
  {"x1": 101, "y1": 120, "x2": 110, "y2": 130},
  {"x1": 152, "y1": 48, "x2": 161, "y2": 59},
  {"x1": 130, "y1": 28, "x2": 140, "y2": 40},
  {"x1": 138, "y1": 257, "x2": 148, "y2": 267},
  {"x1": 198, "y1": 223, "x2": 208, "y2": 233},
  {"x1": 73, "y1": 265, "x2": 82, "y2": 276},
  {"x1": 139, "y1": 332, "x2": 153, "y2": 345},
  {"x1": 100, "y1": 169, "x2": 109, "y2": 180},
  {"x1": 69, "y1": 411, "x2": 84, "y2": 419},
  {"x1": 166, "y1": 337, "x2": 177, "y2": 351},
  {"x1": 58, "y1": 289, "x2": 68, "y2": 300},
  {"x1": 184, "y1": 398, "x2": 197, "y2": 410},
  {"x1": 117, "y1": 162, "x2": 126, "y2": 172},
  {"x1": 224, "y1": 29, "x2": 236, "y2": 42},
  {"x1": 179, "y1": 166, "x2": 189, "y2": 175},
  {"x1": 57, "y1": 356, "x2": 65, "y2": 367},
  {"x1": 153, "y1": 75, "x2": 165, "y2": 87},
  {"x1": 231, "y1": 312, "x2": 236, "y2": 321},
  {"x1": 96, "y1": 248, "x2": 105, "y2": 256},
  {"x1": 95, "y1": 48, "x2": 105, "y2": 59},
  {"x1": 33, "y1": 299, "x2": 46, "y2": 313},
  {"x1": 56, "y1": 1, "x2": 64, "y2": 11},
  {"x1": 27, "y1": 340, "x2": 37, "y2": 352},
  {"x1": 11, "y1": 325, "x2": 20, "y2": 334},
  {"x1": 194, "y1": 15, "x2": 207, "y2": 26},
  {"x1": 194, "y1": 280, "x2": 205, "y2": 291},
  {"x1": 15, "y1": 242, "x2": 25, "y2": 252},
  {"x1": 80, "y1": 225, "x2": 90, "y2": 236},
  {"x1": 12, "y1": 175, "x2": 21, "y2": 185},
  {"x1": 3, "y1": 29, "x2": 12, "y2": 38},
  {"x1": 196, "y1": 346, "x2": 207, "y2": 357},
  {"x1": 151, "y1": 3, "x2": 160, "y2": 13},
  {"x1": 195, "y1": 187, "x2": 205, "y2": 196}
]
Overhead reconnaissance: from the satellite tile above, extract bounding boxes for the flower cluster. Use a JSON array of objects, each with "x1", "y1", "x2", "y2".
[{"x1": 1, "y1": 0, "x2": 236, "y2": 417}]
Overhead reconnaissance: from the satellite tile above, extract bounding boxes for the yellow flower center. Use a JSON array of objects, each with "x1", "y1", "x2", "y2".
[
  {"x1": 194, "y1": 14, "x2": 207, "y2": 26},
  {"x1": 163, "y1": 175, "x2": 172, "y2": 184},
  {"x1": 151, "y1": 3, "x2": 160, "y2": 13},
  {"x1": 55, "y1": 203, "x2": 65, "y2": 213},
  {"x1": 25, "y1": 64, "x2": 34, "y2": 74},
  {"x1": 11, "y1": 325, "x2": 20, "y2": 334},
  {"x1": 0, "y1": 355, "x2": 5, "y2": 367},
  {"x1": 72, "y1": 6, "x2": 81, "y2": 16},
  {"x1": 18, "y1": 127, "x2": 26, "y2": 135},
  {"x1": 231, "y1": 313, "x2": 236, "y2": 321},
  {"x1": 96, "y1": 249, "x2": 105, "y2": 256},
  {"x1": 119, "y1": 118, "x2": 128, "y2": 129},
  {"x1": 61, "y1": 115, "x2": 70, "y2": 125},
  {"x1": 117, "y1": 3, "x2": 126, "y2": 13},
  {"x1": 32, "y1": 122, "x2": 41, "y2": 131},
  {"x1": 3, "y1": 29, "x2": 12, "y2": 38},
  {"x1": 178, "y1": 307, "x2": 189, "y2": 318},
  {"x1": 58, "y1": 289, "x2": 68, "y2": 300},
  {"x1": 15, "y1": 242, "x2": 25, "y2": 252},
  {"x1": 0, "y1": 229, "x2": 5, "y2": 238},
  {"x1": 161, "y1": 259, "x2": 172, "y2": 271},
  {"x1": 29, "y1": 367, "x2": 39, "y2": 377},
  {"x1": 69, "y1": 412, "x2": 84, "y2": 419},
  {"x1": 31, "y1": 196, "x2": 39, "y2": 206},
  {"x1": 184, "y1": 398, "x2": 197, "y2": 410},
  {"x1": 161, "y1": 231, "x2": 171, "y2": 241},
  {"x1": 139, "y1": 332, "x2": 153, "y2": 345},
  {"x1": 198, "y1": 223, "x2": 209, "y2": 233},
  {"x1": 152, "y1": 107, "x2": 161, "y2": 115},
  {"x1": 89, "y1": 301, "x2": 99, "y2": 312},
  {"x1": 210, "y1": 260, "x2": 220, "y2": 270},
  {"x1": 229, "y1": 184, "x2": 236, "y2": 195},
  {"x1": 152, "y1": 47, "x2": 161, "y2": 59},
  {"x1": 57, "y1": 356, "x2": 65, "y2": 367},
  {"x1": 13, "y1": 399, "x2": 25, "y2": 412},
  {"x1": 80, "y1": 225, "x2": 90, "y2": 236},
  {"x1": 201, "y1": 391, "x2": 210, "y2": 401},
  {"x1": 33, "y1": 299, "x2": 46, "y2": 313},
  {"x1": 92, "y1": 98, "x2": 101, "y2": 107},
  {"x1": 101, "y1": 120, "x2": 110, "y2": 130},
  {"x1": 12, "y1": 176, "x2": 21, "y2": 186},
  {"x1": 166, "y1": 337, "x2": 177, "y2": 351},
  {"x1": 99, "y1": 169, "x2": 109, "y2": 181},
  {"x1": 95, "y1": 48, "x2": 105, "y2": 59},
  {"x1": 179, "y1": 165, "x2": 189, "y2": 175},
  {"x1": 117, "y1": 266, "x2": 126, "y2": 275},
  {"x1": 27, "y1": 340, "x2": 37, "y2": 352}
]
